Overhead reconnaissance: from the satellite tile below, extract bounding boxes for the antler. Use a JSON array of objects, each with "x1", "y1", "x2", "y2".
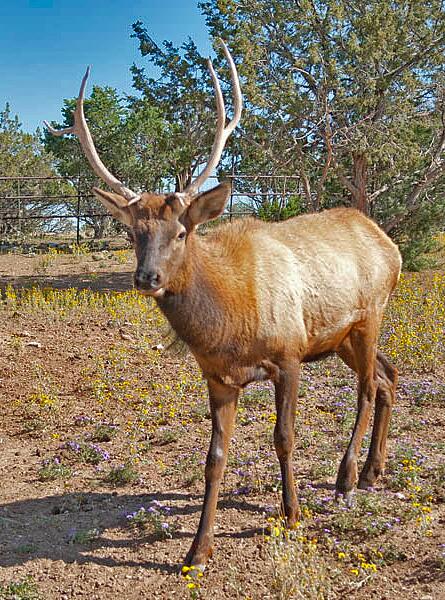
[
  {"x1": 44, "y1": 67, "x2": 140, "y2": 205},
  {"x1": 183, "y1": 40, "x2": 242, "y2": 197},
  {"x1": 44, "y1": 40, "x2": 241, "y2": 206}
]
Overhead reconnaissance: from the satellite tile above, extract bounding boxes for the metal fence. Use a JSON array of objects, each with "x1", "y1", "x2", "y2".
[
  {"x1": 0, "y1": 175, "x2": 97, "y2": 245},
  {"x1": 0, "y1": 174, "x2": 302, "y2": 248}
]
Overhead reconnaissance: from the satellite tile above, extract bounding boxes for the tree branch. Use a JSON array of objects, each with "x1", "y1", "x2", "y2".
[
  {"x1": 384, "y1": 116, "x2": 445, "y2": 233},
  {"x1": 381, "y1": 34, "x2": 445, "y2": 83}
]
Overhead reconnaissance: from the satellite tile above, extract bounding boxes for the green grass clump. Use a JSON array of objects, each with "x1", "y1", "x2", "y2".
[
  {"x1": 90, "y1": 423, "x2": 118, "y2": 442},
  {"x1": 38, "y1": 458, "x2": 71, "y2": 481},
  {"x1": 104, "y1": 462, "x2": 139, "y2": 486},
  {"x1": 0, "y1": 577, "x2": 41, "y2": 600}
]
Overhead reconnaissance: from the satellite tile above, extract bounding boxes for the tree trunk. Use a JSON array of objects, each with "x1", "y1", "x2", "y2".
[
  {"x1": 301, "y1": 168, "x2": 316, "y2": 211},
  {"x1": 352, "y1": 154, "x2": 369, "y2": 214},
  {"x1": 92, "y1": 215, "x2": 112, "y2": 239},
  {"x1": 175, "y1": 168, "x2": 193, "y2": 192},
  {"x1": 334, "y1": 154, "x2": 369, "y2": 215}
]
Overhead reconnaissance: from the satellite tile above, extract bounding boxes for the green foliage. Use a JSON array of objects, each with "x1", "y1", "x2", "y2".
[
  {"x1": 104, "y1": 462, "x2": 139, "y2": 486},
  {"x1": 0, "y1": 105, "x2": 52, "y2": 180},
  {"x1": 91, "y1": 423, "x2": 118, "y2": 442},
  {"x1": 67, "y1": 527, "x2": 100, "y2": 545},
  {"x1": 6, "y1": 6, "x2": 444, "y2": 252},
  {"x1": 200, "y1": 0, "x2": 445, "y2": 242},
  {"x1": 38, "y1": 458, "x2": 71, "y2": 481},
  {"x1": 0, "y1": 104, "x2": 67, "y2": 238},
  {"x1": 43, "y1": 84, "x2": 172, "y2": 236},
  {"x1": 394, "y1": 197, "x2": 445, "y2": 270},
  {"x1": 44, "y1": 86, "x2": 171, "y2": 191},
  {"x1": 126, "y1": 503, "x2": 179, "y2": 539},
  {"x1": 130, "y1": 22, "x2": 226, "y2": 190},
  {"x1": 44, "y1": 87, "x2": 123, "y2": 183},
  {"x1": 257, "y1": 194, "x2": 303, "y2": 221}
]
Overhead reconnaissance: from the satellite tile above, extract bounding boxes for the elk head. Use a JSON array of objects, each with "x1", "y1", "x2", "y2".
[
  {"x1": 44, "y1": 41, "x2": 242, "y2": 297},
  {"x1": 93, "y1": 182, "x2": 232, "y2": 297}
]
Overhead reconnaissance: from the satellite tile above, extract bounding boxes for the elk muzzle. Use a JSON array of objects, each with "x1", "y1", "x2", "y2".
[{"x1": 134, "y1": 268, "x2": 165, "y2": 297}]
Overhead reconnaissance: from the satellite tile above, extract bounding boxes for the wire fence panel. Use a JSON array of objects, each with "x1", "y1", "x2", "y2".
[{"x1": 0, "y1": 174, "x2": 303, "y2": 249}]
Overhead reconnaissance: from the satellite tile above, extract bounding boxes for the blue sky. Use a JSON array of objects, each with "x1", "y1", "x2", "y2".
[{"x1": 0, "y1": 0, "x2": 211, "y2": 132}]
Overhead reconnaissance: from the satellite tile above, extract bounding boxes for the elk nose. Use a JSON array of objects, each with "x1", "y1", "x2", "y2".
[{"x1": 134, "y1": 269, "x2": 162, "y2": 290}]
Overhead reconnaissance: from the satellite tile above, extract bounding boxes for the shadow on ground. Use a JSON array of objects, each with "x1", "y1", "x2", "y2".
[
  {"x1": 0, "y1": 490, "x2": 264, "y2": 573},
  {"x1": 0, "y1": 271, "x2": 134, "y2": 293}
]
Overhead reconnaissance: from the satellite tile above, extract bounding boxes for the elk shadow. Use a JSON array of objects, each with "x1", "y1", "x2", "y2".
[
  {"x1": 0, "y1": 270, "x2": 134, "y2": 293},
  {"x1": 404, "y1": 558, "x2": 445, "y2": 585},
  {"x1": 0, "y1": 490, "x2": 265, "y2": 573},
  {"x1": 1, "y1": 269, "x2": 266, "y2": 571}
]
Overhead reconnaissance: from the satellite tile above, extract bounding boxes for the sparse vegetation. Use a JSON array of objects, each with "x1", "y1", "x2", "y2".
[
  {"x1": 38, "y1": 458, "x2": 71, "y2": 482},
  {"x1": 264, "y1": 517, "x2": 336, "y2": 599},
  {"x1": 0, "y1": 577, "x2": 41, "y2": 600},
  {"x1": 126, "y1": 501, "x2": 178, "y2": 539},
  {"x1": 103, "y1": 462, "x2": 139, "y2": 486},
  {"x1": 0, "y1": 267, "x2": 444, "y2": 598}
]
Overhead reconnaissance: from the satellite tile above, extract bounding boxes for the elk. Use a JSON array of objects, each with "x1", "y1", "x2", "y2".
[{"x1": 45, "y1": 41, "x2": 402, "y2": 571}]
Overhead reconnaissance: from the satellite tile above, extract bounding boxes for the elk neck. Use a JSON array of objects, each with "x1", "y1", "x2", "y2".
[{"x1": 154, "y1": 226, "x2": 259, "y2": 359}]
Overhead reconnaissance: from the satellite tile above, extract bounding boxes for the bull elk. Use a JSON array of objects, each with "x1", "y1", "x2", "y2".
[{"x1": 45, "y1": 41, "x2": 402, "y2": 571}]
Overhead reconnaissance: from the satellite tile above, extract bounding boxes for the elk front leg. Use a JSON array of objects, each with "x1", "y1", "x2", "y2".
[
  {"x1": 185, "y1": 378, "x2": 239, "y2": 570},
  {"x1": 274, "y1": 362, "x2": 300, "y2": 526}
]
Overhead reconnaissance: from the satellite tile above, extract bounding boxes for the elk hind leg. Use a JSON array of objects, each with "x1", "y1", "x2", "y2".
[
  {"x1": 335, "y1": 326, "x2": 378, "y2": 501},
  {"x1": 358, "y1": 350, "x2": 397, "y2": 488}
]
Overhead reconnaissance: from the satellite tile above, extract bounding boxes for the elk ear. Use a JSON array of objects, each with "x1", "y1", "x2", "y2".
[
  {"x1": 93, "y1": 188, "x2": 133, "y2": 227},
  {"x1": 184, "y1": 182, "x2": 231, "y2": 229}
]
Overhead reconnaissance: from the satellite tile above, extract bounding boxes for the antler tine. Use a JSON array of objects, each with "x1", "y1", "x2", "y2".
[
  {"x1": 219, "y1": 40, "x2": 243, "y2": 135},
  {"x1": 43, "y1": 67, "x2": 90, "y2": 137},
  {"x1": 184, "y1": 40, "x2": 242, "y2": 197},
  {"x1": 208, "y1": 57, "x2": 226, "y2": 132},
  {"x1": 44, "y1": 67, "x2": 140, "y2": 204}
]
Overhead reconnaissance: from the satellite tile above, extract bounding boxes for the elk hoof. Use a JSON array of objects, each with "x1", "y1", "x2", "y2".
[
  {"x1": 344, "y1": 490, "x2": 355, "y2": 508},
  {"x1": 184, "y1": 541, "x2": 213, "y2": 572},
  {"x1": 334, "y1": 490, "x2": 355, "y2": 508},
  {"x1": 357, "y1": 478, "x2": 374, "y2": 490},
  {"x1": 336, "y1": 456, "x2": 358, "y2": 495},
  {"x1": 358, "y1": 464, "x2": 382, "y2": 489}
]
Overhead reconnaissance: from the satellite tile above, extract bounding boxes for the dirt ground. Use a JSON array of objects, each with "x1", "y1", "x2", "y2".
[{"x1": 0, "y1": 250, "x2": 444, "y2": 599}]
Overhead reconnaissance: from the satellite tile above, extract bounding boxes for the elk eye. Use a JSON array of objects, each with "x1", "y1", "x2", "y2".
[{"x1": 177, "y1": 231, "x2": 186, "y2": 241}]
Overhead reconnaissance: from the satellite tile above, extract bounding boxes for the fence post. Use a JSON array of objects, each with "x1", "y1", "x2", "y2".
[
  {"x1": 229, "y1": 157, "x2": 235, "y2": 222},
  {"x1": 17, "y1": 178, "x2": 21, "y2": 236}
]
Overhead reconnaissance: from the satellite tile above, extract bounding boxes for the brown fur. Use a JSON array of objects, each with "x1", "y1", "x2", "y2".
[{"x1": 93, "y1": 185, "x2": 402, "y2": 570}]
